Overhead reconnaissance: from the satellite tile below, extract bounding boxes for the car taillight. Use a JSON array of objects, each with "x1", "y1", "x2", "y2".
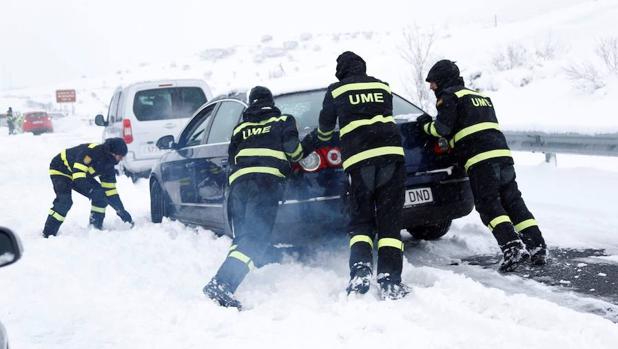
[
  {"x1": 433, "y1": 137, "x2": 450, "y2": 155},
  {"x1": 122, "y1": 118, "x2": 133, "y2": 144},
  {"x1": 299, "y1": 151, "x2": 321, "y2": 172},
  {"x1": 324, "y1": 148, "x2": 342, "y2": 166},
  {"x1": 297, "y1": 147, "x2": 342, "y2": 173}
]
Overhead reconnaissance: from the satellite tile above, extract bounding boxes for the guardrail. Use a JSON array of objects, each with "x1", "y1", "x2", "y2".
[{"x1": 503, "y1": 131, "x2": 618, "y2": 160}]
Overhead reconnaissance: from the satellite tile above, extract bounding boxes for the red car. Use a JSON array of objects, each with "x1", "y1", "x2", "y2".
[{"x1": 22, "y1": 111, "x2": 54, "y2": 135}]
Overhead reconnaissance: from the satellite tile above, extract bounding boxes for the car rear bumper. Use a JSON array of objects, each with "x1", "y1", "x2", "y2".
[
  {"x1": 121, "y1": 154, "x2": 158, "y2": 174},
  {"x1": 401, "y1": 178, "x2": 474, "y2": 228}
]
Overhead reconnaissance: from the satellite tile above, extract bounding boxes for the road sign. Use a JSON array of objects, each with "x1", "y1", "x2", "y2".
[{"x1": 56, "y1": 89, "x2": 76, "y2": 103}]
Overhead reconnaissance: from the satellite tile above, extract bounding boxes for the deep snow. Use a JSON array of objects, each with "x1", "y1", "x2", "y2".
[{"x1": 0, "y1": 113, "x2": 618, "y2": 349}]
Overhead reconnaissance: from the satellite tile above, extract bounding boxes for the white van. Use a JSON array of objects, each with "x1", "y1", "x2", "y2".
[{"x1": 95, "y1": 79, "x2": 212, "y2": 179}]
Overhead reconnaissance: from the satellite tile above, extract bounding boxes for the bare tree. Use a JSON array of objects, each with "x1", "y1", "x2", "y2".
[
  {"x1": 596, "y1": 37, "x2": 618, "y2": 74},
  {"x1": 399, "y1": 26, "x2": 437, "y2": 111},
  {"x1": 564, "y1": 63, "x2": 605, "y2": 92}
]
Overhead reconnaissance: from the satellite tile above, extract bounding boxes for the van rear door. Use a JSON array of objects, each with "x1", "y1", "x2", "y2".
[{"x1": 129, "y1": 86, "x2": 208, "y2": 160}]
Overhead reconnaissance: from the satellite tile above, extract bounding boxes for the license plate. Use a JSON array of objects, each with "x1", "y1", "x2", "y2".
[
  {"x1": 404, "y1": 187, "x2": 434, "y2": 207},
  {"x1": 32, "y1": 120, "x2": 43, "y2": 124}
]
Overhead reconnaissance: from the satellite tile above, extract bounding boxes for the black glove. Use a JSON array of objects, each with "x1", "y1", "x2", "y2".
[
  {"x1": 117, "y1": 209, "x2": 134, "y2": 226},
  {"x1": 416, "y1": 113, "x2": 433, "y2": 134},
  {"x1": 300, "y1": 129, "x2": 319, "y2": 157},
  {"x1": 416, "y1": 113, "x2": 432, "y2": 126}
]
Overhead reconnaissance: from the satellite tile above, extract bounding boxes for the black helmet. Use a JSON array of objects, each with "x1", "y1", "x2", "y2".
[
  {"x1": 335, "y1": 51, "x2": 366, "y2": 81},
  {"x1": 426, "y1": 59, "x2": 460, "y2": 84},
  {"x1": 104, "y1": 137, "x2": 128, "y2": 156}
]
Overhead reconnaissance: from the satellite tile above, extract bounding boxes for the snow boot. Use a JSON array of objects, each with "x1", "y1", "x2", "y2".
[
  {"x1": 89, "y1": 212, "x2": 104, "y2": 230},
  {"x1": 378, "y1": 276, "x2": 410, "y2": 301},
  {"x1": 529, "y1": 246, "x2": 547, "y2": 266},
  {"x1": 499, "y1": 240, "x2": 531, "y2": 272},
  {"x1": 42, "y1": 214, "x2": 62, "y2": 238},
  {"x1": 346, "y1": 264, "x2": 372, "y2": 295},
  {"x1": 203, "y1": 278, "x2": 242, "y2": 309}
]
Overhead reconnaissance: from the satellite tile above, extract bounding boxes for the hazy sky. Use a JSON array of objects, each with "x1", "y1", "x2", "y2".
[{"x1": 1, "y1": 0, "x2": 585, "y2": 90}]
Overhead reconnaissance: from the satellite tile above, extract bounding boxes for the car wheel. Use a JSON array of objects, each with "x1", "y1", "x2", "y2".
[
  {"x1": 407, "y1": 220, "x2": 452, "y2": 240},
  {"x1": 150, "y1": 180, "x2": 166, "y2": 223}
]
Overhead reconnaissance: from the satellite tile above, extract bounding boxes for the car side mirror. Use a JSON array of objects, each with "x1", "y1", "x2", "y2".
[
  {"x1": 0, "y1": 227, "x2": 23, "y2": 268},
  {"x1": 156, "y1": 135, "x2": 176, "y2": 150},
  {"x1": 94, "y1": 114, "x2": 108, "y2": 127}
]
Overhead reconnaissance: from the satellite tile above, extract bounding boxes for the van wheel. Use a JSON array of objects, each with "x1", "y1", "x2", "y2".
[
  {"x1": 150, "y1": 180, "x2": 166, "y2": 223},
  {"x1": 407, "y1": 220, "x2": 452, "y2": 240}
]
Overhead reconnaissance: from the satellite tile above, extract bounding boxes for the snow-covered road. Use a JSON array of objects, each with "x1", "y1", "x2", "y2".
[{"x1": 1, "y1": 120, "x2": 618, "y2": 348}]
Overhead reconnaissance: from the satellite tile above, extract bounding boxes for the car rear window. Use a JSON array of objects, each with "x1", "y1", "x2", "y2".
[
  {"x1": 274, "y1": 89, "x2": 424, "y2": 133},
  {"x1": 26, "y1": 112, "x2": 47, "y2": 119},
  {"x1": 133, "y1": 87, "x2": 207, "y2": 121}
]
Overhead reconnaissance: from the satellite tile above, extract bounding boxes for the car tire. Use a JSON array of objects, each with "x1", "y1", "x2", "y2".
[
  {"x1": 407, "y1": 220, "x2": 452, "y2": 240},
  {"x1": 150, "y1": 180, "x2": 166, "y2": 223}
]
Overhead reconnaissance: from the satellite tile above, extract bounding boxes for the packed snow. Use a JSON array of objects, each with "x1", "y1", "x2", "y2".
[{"x1": 2, "y1": 0, "x2": 618, "y2": 348}]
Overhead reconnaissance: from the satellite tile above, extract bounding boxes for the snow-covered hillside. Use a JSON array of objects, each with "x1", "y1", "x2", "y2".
[{"x1": 3, "y1": 0, "x2": 618, "y2": 133}]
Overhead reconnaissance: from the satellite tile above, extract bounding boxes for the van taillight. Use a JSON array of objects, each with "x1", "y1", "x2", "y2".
[
  {"x1": 296, "y1": 147, "x2": 342, "y2": 173},
  {"x1": 433, "y1": 138, "x2": 450, "y2": 155},
  {"x1": 122, "y1": 118, "x2": 133, "y2": 144}
]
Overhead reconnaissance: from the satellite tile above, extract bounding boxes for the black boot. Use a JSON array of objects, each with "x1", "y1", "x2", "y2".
[
  {"x1": 377, "y1": 275, "x2": 410, "y2": 300},
  {"x1": 89, "y1": 212, "x2": 104, "y2": 230},
  {"x1": 499, "y1": 240, "x2": 530, "y2": 272},
  {"x1": 203, "y1": 278, "x2": 242, "y2": 309},
  {"x1": 42, "y1": 215, "x2": 62, "y2": 238},
  {"x1": 519, "y1": 226, "x2": 547, "y2": 266},
  {"x1": 346, "y1": 263, "x2": 372, "y2": 296}
]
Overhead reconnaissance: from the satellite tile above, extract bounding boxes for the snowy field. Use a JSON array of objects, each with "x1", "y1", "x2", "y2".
[{"x1": 1, "y1": 118, "x2": 618, "y2": 348}]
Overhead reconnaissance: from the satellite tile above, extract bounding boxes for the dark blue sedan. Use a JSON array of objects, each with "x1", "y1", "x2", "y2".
[{"x1": 150, "y1": 88, "x2": 473, "y2": 243}]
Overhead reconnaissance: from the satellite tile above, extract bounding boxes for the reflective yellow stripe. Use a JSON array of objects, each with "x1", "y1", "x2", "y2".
[
  {"x1": 318, "y1": 128, "x2": 335, "y2": 136},
  {"x1": 350, "y1": 235, "x2": 374, "y2": 249},
  {"x1": 318, "y1": 133, "x2": 333, "y2": 141},
  {"x1": 233, "y1": 116, "x2": 288, "y2": 136},
  {"x1": 317, "y1": 127, "x2": 334, "y2": 141},
  {"x1": 488, "y1": 215, "x2": 512, "y2": 230},
  {"x1": 49, "y1": 169, "x2": 72, "y2": 179},
  {"x1": 88, "y1": 167, "x2": 96, "y2": 175},
  {"x1": 105, "y1": 189, "x2": 118, "y2": 196},
  {"x1": 339, "y1": 115, "x2": 394, "y2": 138},
  {"x1": 235, "y1": 148, "x2": 287, "y2": 162},
  {"x1": 342, "y1": 146, "x2": 404, "y2": 170},
  {"x1": 100, "y1": 182, "x2": 116, "y2": 188},
  {"x1": 60, "y1": 150, "x2": 70, "y2": 171},
  {"x1": 378, "y1": 238, "x2": 404, "y2": 251},
  {"x1": 427, "y1": 122, "x2": 440, "y2": 137},
  {"x1": 230, "y1": 244, "x2": 238, "y2": 251},
  {"x1": 228, "y1": 166, "x2": 285, "y2": 184},
  {"x1": 229, "y1": 250, "x2": 255, "y2": 270},
  {"x1": 515, "y1": 219, "x2": 538, "y2": 232},
  {"x1": 73, "y1": 163, "x2": 89, "y2": 172},
  {"x1": 464, "y1": 149, "x2": 512, "y2": 172},
  {"x1": 454, "y1": 89, "x2": 487, "y2": 98},
  {"x1": 331, "y1": 82, "x2": 392, "y2": 99},
  {"x1": 91, "y1": 205, "x2": 106, "y2": 213},
  {"x1": 48, "y1": 209, "x2": 65, "y2": 222},
  {"x1": 72, "y1": 172, "x2": 87, "y2": 180},
  {"x1": 287, "y1": 143, "x2": 303, "y2": 161},
  {"x1": 452, "y1": 122, "x2": 500, "y2": 145},
  {"x1": 88, "y1": 143, "x2": 98, "y2": 148}
]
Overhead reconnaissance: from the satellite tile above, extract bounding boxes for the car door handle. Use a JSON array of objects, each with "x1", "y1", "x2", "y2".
[
  {"x1": 220, "y1": 159, "x2": 228, "y2": 167},
  {"x1": 164, "y1": 122, "x2": 175, "y2": 129},
  {"x1": 185, "y1": 162, "x2": 195, "y2": 169}
]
